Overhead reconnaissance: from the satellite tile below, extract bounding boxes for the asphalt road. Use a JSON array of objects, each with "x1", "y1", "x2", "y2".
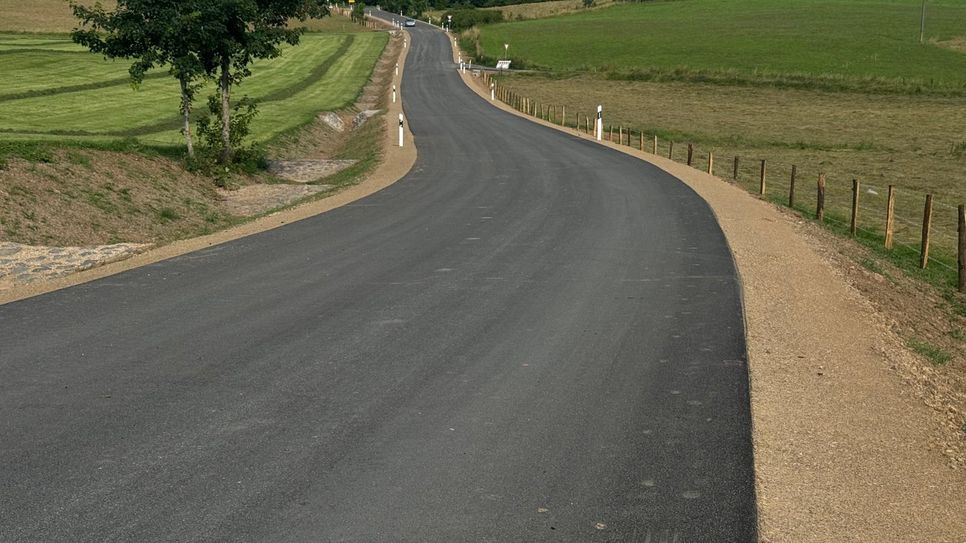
[{"x1": 0, "y1": 20, "x2": 757, "y2": 542}]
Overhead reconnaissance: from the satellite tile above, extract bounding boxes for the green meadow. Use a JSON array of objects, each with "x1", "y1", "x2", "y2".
[
  {"x1": 0, "y1": 31, "x2": 388, "y2": 147},
  {"x1": 477, "y1": 0, "x2": 966, "y2": 93}
]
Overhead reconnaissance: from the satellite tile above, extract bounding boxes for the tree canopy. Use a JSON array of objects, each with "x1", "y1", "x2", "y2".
[{"x1": 71, "y1": 0, "x2": 330, "y2": 163}]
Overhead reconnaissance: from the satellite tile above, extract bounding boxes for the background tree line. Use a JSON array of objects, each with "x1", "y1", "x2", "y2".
[{"x1": 366, "y1": 0, "x2": 554, "y2": 19}]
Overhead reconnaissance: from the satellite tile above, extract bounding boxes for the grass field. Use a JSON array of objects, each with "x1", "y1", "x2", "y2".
[
  {"x1": 476, "y1": 0, "x2": 966, "y2": 93},
  {"x1": 0, "y1": 31, "x2": 388, "y2": 148},
  {"x1": 427, "y1": 0, "x2": 617, "y2": 22},
  {"x1": 0, "y1": 0, "x2": 364, "y2": 34}
]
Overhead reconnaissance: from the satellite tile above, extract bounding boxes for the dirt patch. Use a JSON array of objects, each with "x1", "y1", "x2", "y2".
[
  {"x1": 219, "y1": 184, "x2": 332, "y2": 216},
  {"x1": 267, "y1": 159, "x2": 358, "y2": 183},
  {"x1": 461, "y1": 70, "x2": 966, "y2": 541},
  {"x1": 935, "y1": 36, "x2": 966, "y2": 53}
]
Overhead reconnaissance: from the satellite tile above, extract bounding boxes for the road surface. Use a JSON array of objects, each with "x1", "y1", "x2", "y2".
[{"x1": 0, "y1": 20, "x2": 757, "y2": 542}]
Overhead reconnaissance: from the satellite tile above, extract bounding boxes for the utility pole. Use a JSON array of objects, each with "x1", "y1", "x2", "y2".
[{"x1": 919, "y1": 0, "x2": 926, "y2": 43}]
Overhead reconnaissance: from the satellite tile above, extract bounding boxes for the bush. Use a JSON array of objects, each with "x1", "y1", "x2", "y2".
[
  {"x1": 443, "y1": 8, "x2": 504, "y2": 32},
  {"x1": 193, "y1": 94, "x2": 266, "y2": 184}
]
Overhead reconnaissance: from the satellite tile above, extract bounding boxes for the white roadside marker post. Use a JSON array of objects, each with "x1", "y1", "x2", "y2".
[
  {"x1": 395, "y1": 62, "x2": 399, "y2": 76},
  {"x1": 596, "y1": 105, "x2": 603, "y2": 142},
  {"x1": 398, "y1": 114, "x2": 404, "y2": 147},
  {"x1": 392, "y1": 85, "x2": 396, "y2": 103},
  {"x1": 490, "y1": 82, "x2": 495, "y2": 101}
]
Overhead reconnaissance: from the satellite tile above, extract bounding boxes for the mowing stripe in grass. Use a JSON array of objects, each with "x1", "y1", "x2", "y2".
[
  {"x1": 0, "y1": 72, "x2": 168, "y2": 103},
  {"x1": 259, "y1": 35, "x2": 354, "y2": 102},
  {"x1": 603, "y1": 66, "x2": 966, "y2": 97},
  {"x1": 0, "y1": 41, "x2": 72, "y2": 48},
  {"x1": 0, "y1": 48, "x2": 89, "y2": 55}
]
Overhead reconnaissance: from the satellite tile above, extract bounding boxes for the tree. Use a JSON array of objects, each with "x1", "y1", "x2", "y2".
[
  {"x1": 193, "y1": 0, "x2": 329, "y2": 164},
  {"x1": 382, "y1": 0, "x2": 428, "y2": 19},
  {"x1": 351, "y1": 1, "x2": 366, "y2": 24},
  {"x1": 72, "y1": 0, "x2": 330, "y2": 165},
  {"x1": 72, "y1": 0, "x2": 212, "y2": 158}
]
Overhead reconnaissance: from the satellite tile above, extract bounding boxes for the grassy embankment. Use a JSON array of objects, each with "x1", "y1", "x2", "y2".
[
  {"x1": 0, "y1": 1, "x2": 390, "y2": 246},
  {"x1": 468, "y1": 0, "x2": 966, "y2": 290}
]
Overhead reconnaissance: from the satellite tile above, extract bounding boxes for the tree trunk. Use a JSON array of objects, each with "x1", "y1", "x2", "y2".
[
  {"x1": 219, "y1": 57, "x2": 232, "y2": 165},
  {"x1": 179, "y1": 78, "x2": 194, "y2": 159}
]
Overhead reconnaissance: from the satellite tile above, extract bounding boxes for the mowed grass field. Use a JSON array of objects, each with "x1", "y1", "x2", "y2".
[
  {"x1": 0, "y1": 31, "x2": 388, "y2": 147},
  {"x1": 479, "y1": 0, "x2": 966, "y2": 92}
]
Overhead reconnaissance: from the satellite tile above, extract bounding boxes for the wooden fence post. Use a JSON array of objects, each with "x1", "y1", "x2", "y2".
[
  {"x1": 619, "y1": 126, "x2": 623, "y2": 145},
  {"x1": 884, "y1": 185, "x2": 896, "y2": 249},
  {"x1": 640, "y1": 132, "x2": 645, "y2": 151},
  {"x1": 652, "y1": 135, "x2": 658, "y2": 154},
  {"x1": 788, "y1": 165, "x2": 797, "y2": 208},
  {"x1": 733, "y1": 156, "x2": 739, "y2": 181},
  {"x1": 759, "y1": 160, "x2": 767, "y2": 195},
  {"x1": 817, "y1": 174, "x2": 826, "y2": 222},
  {"x1": 609, "y1": 125, "x2": 614, "y2": 142},
  {"x1": 668, "y1": 141, "x2": 674, "y2": 160},
  {"x1": 959, "y1": 204, "x2": 965, "y2": 292},
  {"x1": 920, "y1": 194, "x2": 933, "y2": 269},
  {"x1": 850, "y1": 179, "x2": 860, "y2": 236},
  {"x1": 707, "y1": 151, "x2": 714, "y2": 175},
  {"x1": 561, "y1": 106, "x2": 566, "y2": 127},
  {"x1": 687, "y1": 144, "x2": 694, "y2": 166}
]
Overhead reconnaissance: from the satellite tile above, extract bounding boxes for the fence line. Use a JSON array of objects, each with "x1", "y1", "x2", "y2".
[{"x1": 484, "y1": 78, "x2": 965, "y2": 291}]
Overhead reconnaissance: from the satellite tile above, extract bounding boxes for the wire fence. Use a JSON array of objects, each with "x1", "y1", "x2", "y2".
[{"x1": 483, "y1": 74, "x2": 965, "y2": 291}]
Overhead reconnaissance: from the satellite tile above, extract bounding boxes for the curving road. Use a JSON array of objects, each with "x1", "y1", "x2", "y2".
[{"x1": 0, "y1": 21, "x2": 756, "y2": 542}]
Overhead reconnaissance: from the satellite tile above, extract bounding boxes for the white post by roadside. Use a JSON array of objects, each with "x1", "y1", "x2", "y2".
[
  {"x1": 392, "y1": 85, "x2": 396, "y2": 103},
  {"x1": 490, "y1": 82, "x2": 495, "y2": 101},
  {"x1": 596, "y1": 105, "x2": 603, "y2": 142},
  {"x1": 395, "y1": 62, "x2": 399, "y2": 76},
  {"x1": 398, "y1": 114, "x2": 404, "y2": 147}
]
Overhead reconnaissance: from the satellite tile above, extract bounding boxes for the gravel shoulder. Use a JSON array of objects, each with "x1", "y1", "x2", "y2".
[{"x1": 459, "y1": 71, "x2": 965, "y2": 541}]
